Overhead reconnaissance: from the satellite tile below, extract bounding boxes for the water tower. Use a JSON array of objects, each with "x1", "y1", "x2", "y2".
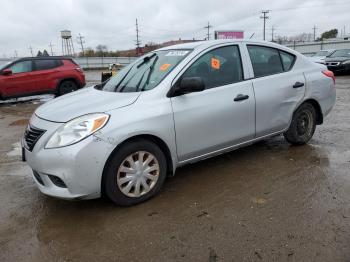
[{"x1": 61, "y1": 30, "x2": 75, "y2": 56}]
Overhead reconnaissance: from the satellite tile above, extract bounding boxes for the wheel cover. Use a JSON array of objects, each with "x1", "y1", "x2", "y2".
[
  {"x1": 117, "y1": 151, "x2": 160, "y2": 198},
  {"x1": 61, "y1": 82, "x2": 75, "y2": 94},
  {"x1": 296, "y1": 110, "x2": 312, "y2": 136}
]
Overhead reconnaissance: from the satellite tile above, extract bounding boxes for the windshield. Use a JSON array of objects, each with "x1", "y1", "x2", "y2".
[
  {"x1": 102, "y1": 49, "x2": 191, "y2": 92},
  {"x1": 329, "y1": 49, "x2": 350, "y2": 58},
  {"x1": 0, "y1": 61, "x2": 12, "y2": 70},
  {"x1": 313, "y1": 51, "x2": 330, "y2": 57}
]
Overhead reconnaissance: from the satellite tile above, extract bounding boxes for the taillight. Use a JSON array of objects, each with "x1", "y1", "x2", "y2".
[{"x1": 322, "y1": 70, "x2": 335, "y2": 84}]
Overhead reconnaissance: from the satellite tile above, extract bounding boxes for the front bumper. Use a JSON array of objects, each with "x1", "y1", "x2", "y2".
[{"x1": 23, "y1": 114, "x2": 115, "y2": 200}]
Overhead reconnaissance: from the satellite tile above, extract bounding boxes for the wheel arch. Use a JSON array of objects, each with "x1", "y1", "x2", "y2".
[
  {"x1": 301, "y1": 99, "x2": 323, "y2": 125},
  {"x1": 101, "y1": 134, "x2": 175, "y2": 196}
]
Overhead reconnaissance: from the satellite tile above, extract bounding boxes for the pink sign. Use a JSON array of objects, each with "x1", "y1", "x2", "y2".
[{"x1": 215, "y1": 31, "x2": 244, "y2": 39}]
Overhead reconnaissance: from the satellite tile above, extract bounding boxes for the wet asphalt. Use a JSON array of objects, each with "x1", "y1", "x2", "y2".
[{"x1": 0, "y1": 72, "x2": 349, "y2": 262}]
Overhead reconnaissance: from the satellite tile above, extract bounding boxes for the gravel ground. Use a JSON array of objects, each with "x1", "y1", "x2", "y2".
[{"x1": 0, "y1": 73, "x2": 349, "y2": 262}]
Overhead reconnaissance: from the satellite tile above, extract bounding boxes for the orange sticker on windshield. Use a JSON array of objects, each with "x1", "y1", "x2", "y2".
[
  {"x1": 160, "y1": 63, "x2": 171, "y2": 71},
  {"x1": 211, "y1": 58, "x2": 220, "y2": 70}
]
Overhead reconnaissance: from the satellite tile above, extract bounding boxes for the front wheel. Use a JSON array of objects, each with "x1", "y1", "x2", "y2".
[
  {"x1": 57, "y1": 80, "x2": 78, "y2": 96},
  {"x1": 103, "y1": 139, "x2": 167, "y2": 206},
  {"x1": 284, "y1": 103, "x2": 316, "y2": 145}
]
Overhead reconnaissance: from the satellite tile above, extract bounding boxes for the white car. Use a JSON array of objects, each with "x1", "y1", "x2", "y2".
[{"x1": 309, "y1": 49, "x2": 335, "y2": 64}]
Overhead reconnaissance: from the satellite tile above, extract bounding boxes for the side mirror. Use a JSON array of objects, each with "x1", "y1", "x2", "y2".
[
  {"x1": 169, "y1": 77, "x2": 205, "y2": 97},
  {"x1": 1, "y1": 69, "x2": 12, "y2": 76}
]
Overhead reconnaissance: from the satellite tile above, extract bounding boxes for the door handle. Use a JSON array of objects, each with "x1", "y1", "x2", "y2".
[
  {"x1": 234, "y1": 94, "x2": 249, "y2": 102},
  {"x1": 293, "y1": 82, "x2": 304, "y2": 88}
]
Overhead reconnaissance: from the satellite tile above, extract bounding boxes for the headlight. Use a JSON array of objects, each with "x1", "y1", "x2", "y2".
[
  {"x1": 341, "y1": 60, "x2": 350, "y2": 65},
  {"x1": 46, "y1": 113, "x2": 109, "y2": 149}
]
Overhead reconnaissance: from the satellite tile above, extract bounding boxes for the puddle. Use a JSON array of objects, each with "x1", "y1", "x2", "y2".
[
  {"x1": 9, "y1": 119, "x2": 29, "y2": 126},
  {"x1": 7, "y1": 141, "x2": 22, "y2": 157}
]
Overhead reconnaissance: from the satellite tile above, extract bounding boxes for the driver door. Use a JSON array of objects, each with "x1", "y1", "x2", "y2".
[{"x1": 170, "y1": 45, "x2": 255, "y2": 162}]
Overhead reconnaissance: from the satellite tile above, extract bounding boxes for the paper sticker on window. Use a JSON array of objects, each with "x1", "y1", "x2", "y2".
[
  {"x1": 160, "y1": 63, "x2": 171, "y2": 71},
  {"x1": 211, "y1": 58, "x2": 220, "y2": 70},
  {"x1": 165, "y1": 51, "x2": 189, "y2": 56}
]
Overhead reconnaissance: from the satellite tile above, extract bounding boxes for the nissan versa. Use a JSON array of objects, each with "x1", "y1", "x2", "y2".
[{"x1": 22, "y1": 40, "x2": 336, "y2": 206}]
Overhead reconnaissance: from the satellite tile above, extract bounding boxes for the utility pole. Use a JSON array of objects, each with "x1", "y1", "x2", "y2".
[
  {"x1": 14, "y1": 50, "x2": 18, "y2": 58},
  {"x1": 49, "y1": 42, "x2": 54, "y2": 56},
  {"x1": 29, "y1": 46, "x2": 34, "y2": 57},
  {"x1": 77, "y1": 34, "x2": 85, "y2": 56},
  {"x1": 271, "y1": 26, "x2": 275, "y2": 42},
  {"x1": 135, "y1": 18, "x2": 141, "y2": 56},
  {"x1": 204, "y1": 22, "x2": 212, "y2": 40},
  {"x1": 260, "y1": 10, "x2": 270, "y2": 41},
  {"x1": 312, "y1": 25, "x2": 317, "y2": 41}
]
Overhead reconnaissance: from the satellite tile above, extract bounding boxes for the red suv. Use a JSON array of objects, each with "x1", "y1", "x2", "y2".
[{"x1": 0, "y1": 57, "x2": 85, "y2": 99}]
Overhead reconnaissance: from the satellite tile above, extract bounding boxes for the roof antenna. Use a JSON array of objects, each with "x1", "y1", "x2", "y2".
[{"x1": 249, "y1": 33, "x2": 255, "y2": 39}]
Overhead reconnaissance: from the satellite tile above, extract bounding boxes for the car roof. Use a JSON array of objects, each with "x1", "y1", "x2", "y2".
[
  {"x1": 158, "y1": 39, "x2": 299, "y2": 55},
  {"x1": 14, "y1": 56, "x2": 74, "y2": 62}
]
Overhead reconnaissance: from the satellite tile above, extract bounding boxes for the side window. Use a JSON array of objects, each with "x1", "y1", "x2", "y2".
[
  {"x1": 9, "y1": 61, "x2": 32, "y2": 74},
  {"x1": 280, "y1": 51, "x2": 295, "y2": 71},
  {"x1": 34, "y1": 60, "x2": 58, "y2": 71},
  {"x1": 182, "y1": 45, "x2": 243, "y2": 89},
  {"x1": 247, "y1": 45, "x2": 283, "y2": 77}
]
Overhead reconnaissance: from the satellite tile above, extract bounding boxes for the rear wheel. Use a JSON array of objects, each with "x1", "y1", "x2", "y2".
[
  {"x1": 104, "y1": 139, "x2": 167, "y2": 206},
  {"x1": 284, "y1": 103, "x2": 316, "y2": 145},
  {"x1": 58, "y1": 80, "x2": 78, "y2": 96}
]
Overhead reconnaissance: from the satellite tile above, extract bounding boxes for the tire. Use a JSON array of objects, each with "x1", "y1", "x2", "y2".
[
  {"x1": 103, "y1": 139, "x2": 167, "y2": 206},
  {"x1": 284, "y1": 102, "x2": 316, "y2": 145},
  {"x1": 57, "y1": 80, "x2": 78, "y2": 96}
]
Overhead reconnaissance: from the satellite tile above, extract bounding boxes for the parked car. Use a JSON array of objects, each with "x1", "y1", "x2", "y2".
[
  {"x1": 324, "y1": 49, "x2": 350, "y2": 74},
  {"x1": 22, "y1": 40, "x2": 336, "y2": 206},
  {"x1": 308, "y1": 49, "x2": 335, "y2": 64},
  {"x1": 0, "y1": 57, "x2": 85, "y2": 99}
]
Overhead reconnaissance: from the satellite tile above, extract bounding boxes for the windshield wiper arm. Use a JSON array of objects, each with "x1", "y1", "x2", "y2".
[
  {"x1": 140, "y1": 56, "x2": 158, "y2": 91},
  {"x1": 137, "y1": 53, "x2": 157, "y2": 68}
]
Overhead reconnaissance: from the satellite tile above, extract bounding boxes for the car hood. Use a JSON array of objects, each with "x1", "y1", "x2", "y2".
[
  {"x1": 35, "y1": 86, "x2": 141, "y2": 122},
  {"x1": 325, "y1": 57, "x2": 350, "y2": 62}
]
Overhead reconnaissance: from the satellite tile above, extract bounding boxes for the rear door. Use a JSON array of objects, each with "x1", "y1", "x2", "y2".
[
  {"x1": 33, "y1": 59, "x2": 61, "y2": 92},
  {"x1": 246, "y1": 45, "x2": 306, "y2": 137},
  {"x1": 171, "y1": 44, "x2": 255, "y2": 162},
  {"x1": 1, "y1": 60, "x2": 36, "y2": 97}
]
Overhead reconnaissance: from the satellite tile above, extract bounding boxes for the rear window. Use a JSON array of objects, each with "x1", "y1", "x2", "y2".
[
  {"x1": 280, "y1": 51, "x2": 295, "y2": 71},
  {"x1": 34, "y1": 59, "x2": 59, "y2": 70}
]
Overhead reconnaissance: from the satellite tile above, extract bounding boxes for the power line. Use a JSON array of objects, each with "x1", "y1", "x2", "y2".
[
  {"x1": 29, "y1": 46, "x2": 34, "y2": 57},
  {"x1": 135, "y1": 18, "x2": 141, "y2": 56},
  {"x1": 77, "y1": 34, "x2": 85, "y2": 56},
  {"x1": 260, "y1": 10, "x2": 270, "y2": 41},
  {"x1": 204, "y1": 21, "x2": 212, "y2": 40},
  {"x1": 49, "y1": 42, "x2": 54, "y2": 56},
  {"x1": 312, "y1": 25, "x2": 317, "y2": 41}
]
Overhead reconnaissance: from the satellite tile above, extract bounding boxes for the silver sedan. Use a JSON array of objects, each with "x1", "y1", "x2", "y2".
[{"x1": 22, "y1": 40, "x2": 336, "y2": 206}]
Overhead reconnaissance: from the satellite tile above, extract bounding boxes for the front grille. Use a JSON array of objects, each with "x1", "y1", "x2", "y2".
[{"x1": 24, "y1": 125, "x2": 46, "y2": 151}]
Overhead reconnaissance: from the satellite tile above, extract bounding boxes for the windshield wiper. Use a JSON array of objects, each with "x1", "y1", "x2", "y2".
[
  {"x1": 112, "y1": 54, "x2": 157, "y2": 92},
  {"x1": 119, "y1": 53, "x2": 158, "y2": 92},
  {"x1": 138, "y1": 55, "x2": 159, "y2": 91},
  {"x1": 137, "y1": 53, "x2": 157, "y2": 69}
]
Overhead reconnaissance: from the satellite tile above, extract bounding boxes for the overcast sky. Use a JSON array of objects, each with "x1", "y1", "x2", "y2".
[{"x1": 1, "y1": 0, "x2": 349, "y2": 57}]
